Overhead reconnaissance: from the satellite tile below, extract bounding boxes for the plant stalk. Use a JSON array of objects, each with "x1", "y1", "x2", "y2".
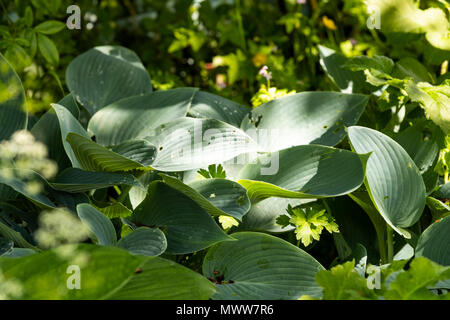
[{"x1": 387, "y1": 225, "x2": 394, "y2": 263}]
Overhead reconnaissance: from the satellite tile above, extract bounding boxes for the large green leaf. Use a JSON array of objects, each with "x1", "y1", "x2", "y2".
[
  {"x1": 110, "y1": 139, "x2": 156, "y2": 167},
  {"x1": 94, "y1": 202, "x2": 132, "y2": 219},
  {"x1": 0, "y1": 244, "x2": 215, "y2": 299},
  {"x1": 77, "y1": 204, "x2": 117, "y2": 246},
  {"x1": 132, "y1": 181, "x2": 232, "y2": 254},
  {"x1": 318, "y1": 45, "x2": 366, "y2": 93},
  {"x1": 108, "y1": 256, "x2": 216, "y2": 300},
  {"x1": 238, "y1": 145, "x2": 365, "y2": 203},
  {"x1": 88, "y1": 88, "x2": 250, "y2": 146},
  {"x1": 66, "y1": 46, "x2": 152, "y2": 115},
  {"x1": 0, "y1": 221, "x2": 38, "y2": 250},
  {"x1": 160, "y1": 173, "x2": 250, "y2": 221},
  {"x1": 0, "y1": 53, "x2": 27, "y2": 141},
  {"x1": 52, "y1": 103, "x2": 90, "y2": 168},
  {"x1": 202, "y1": 232, "x2": 324, "y2": 300},
  {"x1": 87, "y1": 88, "x2": 195, "y2": 146},
  {"x1": 240, "y1": 92, "x2": 368, "y2": 152},
  {"x1": 51, "y1": 168, "x2": 144, "y2": 193},
  {"x1": 66, "y1": 133, "x2": 147, "y2": 172},
  {"x1": 415, "y1": 216, "x2": 450, "y2": 266},
  {"x1": 31, "y1": 94, "x2": 79, "y2": 170},
  {"x1": 433, "y1": 182, "x2": 450, "y2": 200},
  {"x1": 117, "y1": 227, "x2": 167, "y2": 256},
  {"x1": 395, "y1": 120, "x2": 440, "y2": 193},
  {"x1": 145, "y1": 117, "x2": 258, "y2": 172},
  {"x1": 236, "y1": 197, "x2": 309, "y2": 233},
  {"x1": 348, "y1": 126, "x2": 426, "y2": 238},
  {"x1": 426, "y1": 196, "x2": 450, "y2": 221},
  {"x1": 187, "y1": 90, "x2": 250, "y2": 127},
  {"x1": 0, "y1": 169, "x2": 56, "y2": 209}
]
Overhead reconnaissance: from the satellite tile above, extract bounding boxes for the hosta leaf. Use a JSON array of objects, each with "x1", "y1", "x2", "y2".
[
  {"x1": 108, "y1": 256, "x2": 216, "y2": 300},
  {"x1": 238, "y1": 145, "x2": 365, "y2": 203},
  {"x1": 0, "y1": 221, "x2": 38, "y2": 250},
  {"x1": 187, "y1": 90, "x2": 250, "y2": 127},
  {"x1": 31, "y1": 94, "x2": 79, "y2": 170},
  {"x1": 240, "y1": 92, "x2": 368, "y2": 152},
  {"x1": 326, "y1": 196, "x2": 380, "y2": 264},
  {"x1": 111, "y1": 139, "x2": 156, "y2": 166},
  {"x1": 202, "y1": 232, "x2": 324, "y2": 300},
  {"x1": 0, "y1": 169, "x2": 56, "y2": 209},
  {"x1": 0, "y1": 238, "x2": 13, "y2": 255},
  {"x1": 129, "y1": 171, "x2": 159, "y2": 209},
  {"x1": 94, "y1": 202, "x2": 132, "y2": 219},
  {"x1": 51, "y1": 168, "x2": 144, "y2": 193},
  {"x1": 348, "y1": 126, "x2": 426, "y2": 238},
  {"x1": 425, "y1": 197, "x2": 450, "y2": 220},
  {"x1": 395, "y1": 120, "x2": 440, "y2": 193},
  {"x1": 415, "y1": 216, "x2": 450, "y2": 266},
  {"x1": 1, "y1": 248, "x2": 36, "y2": 258},
  {"x1": 237, "y1": 197, "x2": 309, "y2": 233},
  {"x1": 88, "y1": 88, "x2": 194, "y2": 146},
  {"x1": 66, "y1": 46, "x2": 152, "y2": 115},
  {"x1": 132, "y1": 181, "x2": 232, "y2": 254},
  {"x1": 0, "y1": 244, "x2": 215, "y2": 299},
  {"x1": 145, "y1": 117, "x2": 258, "y2": 172},
  {"x1": 77, "y1": 203, "x2": 117, "y2": 246},
  {"x1": 433, "y1": 182, "x2": 450, "y2": 200},
  {"x1": 318, "y1": 45, "x2": 367, "y2": 93},
  {"x1": 52, "y1": 103, "x2": 90, "y2": 168},
  {"x1": 160, "y1": 173, "x2": 250, "y2": 221},
  {"x1": 66, "y1": 133, "x2": 147, "y2": 172},
  {"x1": 0, "y1": 53, "x2": 27, "y2": 141},
  {"x1": 117, "y1": 227, "x2": 167, "y2": 256},
  {"x1": 88, "y1": 88, "x2": 250, "y2": 146}
]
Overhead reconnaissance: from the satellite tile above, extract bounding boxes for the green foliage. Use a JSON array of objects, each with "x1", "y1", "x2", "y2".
[
  {"x1": 277, "y1": 203, "x2": 339, "y2": 247},
  {"x1": 0, "y1": 0, "x2": 449, "y2": 301},
  {"x1": 198, "y1": 164, "x2": 226, "y2": 179},
  {"x1": 314, "y1": 257, "x2": 450, "y2": 300}
]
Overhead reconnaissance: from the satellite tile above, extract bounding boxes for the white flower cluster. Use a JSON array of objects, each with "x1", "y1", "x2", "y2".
[
  {"x1": 34, "y1": 209, "x2": 91, "y2": 249},
  {"x1": 0, "y1": 130, "x2": 58, "y2": 194},
  {"x1": 0, "y1": 271, "x2": 23, "y2": 300}
]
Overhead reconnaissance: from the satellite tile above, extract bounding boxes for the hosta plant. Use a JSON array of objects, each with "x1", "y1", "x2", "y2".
[{"x1": 0, "y1": 44, "x2": 449, "y2": 300}]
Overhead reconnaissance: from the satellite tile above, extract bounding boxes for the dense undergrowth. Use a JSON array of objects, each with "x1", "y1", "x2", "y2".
[{"x1": 0, "y1": 0, "x2": 449, "y2": 300}]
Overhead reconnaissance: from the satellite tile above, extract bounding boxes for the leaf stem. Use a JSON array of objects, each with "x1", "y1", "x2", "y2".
[
  {"x1": 387, "y1": 225, "x2": 394, "y2": 263},
  {"x1": 116, "y1": 185, "x2": 133, "y2": 204}
]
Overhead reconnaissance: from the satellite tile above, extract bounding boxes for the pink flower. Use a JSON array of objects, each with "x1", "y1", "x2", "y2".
[
  {"x1": 258, "y1": 65, "x2": 272, "y2": 81},
  {"x1": 297, "y1": 0, "x2": 306, "y2": 4}
]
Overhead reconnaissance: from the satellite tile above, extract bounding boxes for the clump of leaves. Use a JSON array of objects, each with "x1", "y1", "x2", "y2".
[
  {"x1": 312, "y1": 257, "x2": 450, "y2": 300},
  {"x1": 197, "y1": 164, "x2": 226, "y2": 179},
  {"x1": 251, "y1": 84, "x2": 296, "y2": 107},
  {"x1": 277, "y1": 203, "x2": 339, "y2": 247},
  {"x1": 218, "y1": 215, "x2": 239, "y2": 230},
  {"x1": 344, "y1": 55, "x2": 450, "y2": 134}
]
